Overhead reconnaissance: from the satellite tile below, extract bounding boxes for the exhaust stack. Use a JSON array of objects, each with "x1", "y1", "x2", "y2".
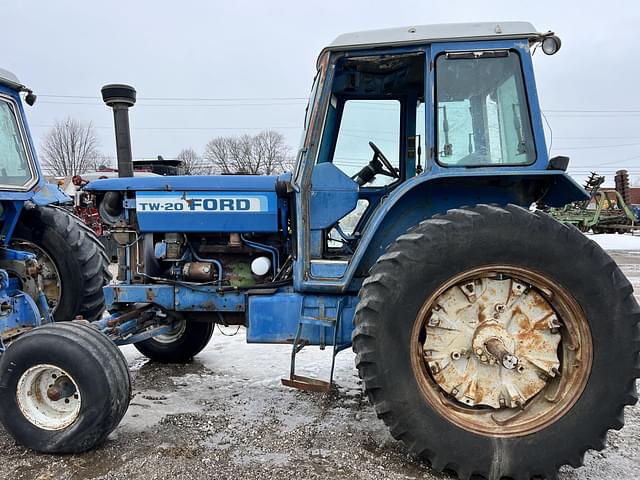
[{"x1": 101, "y1": 84, "x2": 136, "y2": 178}]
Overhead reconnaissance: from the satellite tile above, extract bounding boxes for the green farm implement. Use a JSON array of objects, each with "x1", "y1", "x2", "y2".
[{"x1": 548, "y1": 170, "x2": 640, "y2": 234}]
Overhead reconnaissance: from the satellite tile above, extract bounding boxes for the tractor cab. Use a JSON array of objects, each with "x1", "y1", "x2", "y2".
[
  {"x1": 0, "y1": 69, "x2": 70, "y2": 205},
  {"x1": 0, "y1": 69, "x2": 109, "y2": 341},
  {"x1": 293, "y1": 22, "x2": 582, "y2": 289},
  {"x1": 0, "y1": 70, "x2": 44, "y2": 196}
]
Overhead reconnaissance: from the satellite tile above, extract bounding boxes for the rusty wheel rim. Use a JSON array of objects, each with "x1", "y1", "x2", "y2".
[
  {"x1": 9, "y1": 239, "x2": 62, "y2": 314},
  {"x1": 410, "y1": 265, "x2": 592, "y2": 437}
]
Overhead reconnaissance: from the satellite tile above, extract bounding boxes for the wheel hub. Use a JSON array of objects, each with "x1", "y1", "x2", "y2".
[
  {"x1": 16, "y1": 364, "x2": 81, "y2": 430},
  {"x1": 423, "y1": 275, "x2": 561, "y2": 409},
  {"x1": 471, "y1": 323, "x2": 518, "y2": 369}
]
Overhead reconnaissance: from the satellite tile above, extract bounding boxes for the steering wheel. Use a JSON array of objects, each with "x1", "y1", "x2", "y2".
[
  {"x1": 368, "y1": 141, "x2": 399, "y2": 179},
  {"x1": 353, "y1": 142, "x2": 400, "y2": 186}
]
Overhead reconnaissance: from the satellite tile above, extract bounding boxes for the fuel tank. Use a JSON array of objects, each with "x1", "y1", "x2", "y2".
[{"x1": 84, "y1": 175, "x2": 285, "y2": 233}]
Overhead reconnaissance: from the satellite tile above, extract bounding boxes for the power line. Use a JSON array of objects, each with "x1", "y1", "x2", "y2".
[
  {"x1": 30, "y1": 124, "x2": 302, "y2": 131},
  {"x1": 544, "y1": 109, "x2": 640, "y2": 114},
  {"x1": 38, "y1": 94, "x2": 309, "y2": 101},
  {"x1": 35, "y1": 95, "x2": 640, "y2": 113},
  {"x1": 552, "y1": 142, "x2": 640, "y2": 150},
  {"x1": 38, "y1": 100, "x2": 306, "y2": 107},
  {"x1": 546, "y1": 113, "x2": 640, "y2": 118},
  {"x1": 555, "y1": 136, "x2": 640, "y2": 140}
]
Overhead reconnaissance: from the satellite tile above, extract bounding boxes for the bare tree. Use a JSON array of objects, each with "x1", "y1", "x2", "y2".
[
  {"x1": 176, "y1": 148, "x2": 210, "y2": 175},
  {"x1": 254, "y1": 130, "x2": 294, "y2": 174},
  {"x1": 88, "y1": 154, "x2": 115, "y2": 172},
  {"x1": 203, "y1": 130, "x2": 293, "y2": 175},
  {"x1": 40, "y1": 117, "x2": 100, "y2": 176}
]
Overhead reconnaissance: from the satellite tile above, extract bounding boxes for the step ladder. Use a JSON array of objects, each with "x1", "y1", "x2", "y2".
[{"x1": 281, "y1": 297, "x2": 346, "y2": 392}]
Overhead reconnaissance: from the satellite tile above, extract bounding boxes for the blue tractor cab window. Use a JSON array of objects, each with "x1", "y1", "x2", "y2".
[
  {"x1": 0, "y1": 98, "x2": 36, "y2": 188},
  {"x1": 333, "y1": 99, "x2": 401, "y2": 186},
  {"x1": 435, "y1": 50, "x2": 536, "y2": 166}
]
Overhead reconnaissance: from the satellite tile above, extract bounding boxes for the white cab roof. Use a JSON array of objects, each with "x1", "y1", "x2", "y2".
[
  {"x1": 325, "y1": 21, "x2": 540, "y2": 53},
  {"x1": 0, "y1": 68, "x2": 22, "y2": 90}
]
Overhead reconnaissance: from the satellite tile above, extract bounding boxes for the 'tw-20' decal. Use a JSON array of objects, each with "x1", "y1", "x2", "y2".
[{"x1": 136, "y1": 193, "x2": 268, "y2": 213}]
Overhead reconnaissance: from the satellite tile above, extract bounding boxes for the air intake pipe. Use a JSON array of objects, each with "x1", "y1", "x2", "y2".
[{"x1": 101, "y1": 84, "x2": 136, "y2": 178}]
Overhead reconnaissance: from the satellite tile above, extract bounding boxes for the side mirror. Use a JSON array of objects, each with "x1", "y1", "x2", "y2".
[{"x1": 547, "y1": 155, "x2": 569, "y2": 171}]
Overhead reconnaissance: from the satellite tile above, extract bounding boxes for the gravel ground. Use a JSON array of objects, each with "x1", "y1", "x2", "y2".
[{"x1": 0, "y1": 250, "x2": 639, "y2": 480}]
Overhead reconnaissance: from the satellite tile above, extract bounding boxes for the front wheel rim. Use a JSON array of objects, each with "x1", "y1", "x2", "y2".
[
  {"x1": 152, "y1": 321, "x2": 187, "y2": 344},
  {"x1": 10, "y1": 240, "x2": 62, "y2": 314},
  {"x1": 411, "y1": 265, "x2": 593, "y2": 437},
  {"x1": 16, "y1": 364, "x2": 82, "y2": 431}
]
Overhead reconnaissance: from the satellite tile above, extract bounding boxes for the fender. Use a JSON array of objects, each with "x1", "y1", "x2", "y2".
[
  {"x1": 299, "y1": 169, "x2": 587, "y2": 292},
  {"x1": 30, "y1": 183, "x2": 71, "y2": 206}
]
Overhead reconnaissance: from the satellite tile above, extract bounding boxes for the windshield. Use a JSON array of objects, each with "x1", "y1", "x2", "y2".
[
  {"x1": 0, "y1": 97, "x2": 36, "y2": 188},
  {"x1": 303, "y1": 72, "x2": 321, "y2": 133},
  {"x1": 435, "y1": 50, "x2": 535, "y2": 166},
  {"x1": 294, "y1": 66, "x2": 324, "y2": 182}
]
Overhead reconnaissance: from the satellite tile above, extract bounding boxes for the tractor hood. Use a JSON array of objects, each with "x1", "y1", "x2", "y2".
[
  {"x1": 84, "y1": 174, "x2": 288, "y2": 233},
  {"x1": 83, "y1": 174, "x2": 280, "y2": 192}
]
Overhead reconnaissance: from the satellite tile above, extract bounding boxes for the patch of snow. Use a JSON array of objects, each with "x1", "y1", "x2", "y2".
[{"x1": 585, "y1": 233, "x2": 640, "y2": 251}]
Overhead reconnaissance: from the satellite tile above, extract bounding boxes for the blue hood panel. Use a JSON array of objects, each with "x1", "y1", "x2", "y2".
[
  {"x1": 134, "y1": 190, "x2": 279, "y2": 233},
  {"x1": 84, "y1": 175, "x2": 282, "y2": 233},
  {"x1": 84, "y1": 175, "x2": 279, "y2": 192}
]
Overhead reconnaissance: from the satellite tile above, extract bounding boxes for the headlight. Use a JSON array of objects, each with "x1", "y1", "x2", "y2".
[{"x1": 542, "y1": 35, "x2": 562, "y2": 55}]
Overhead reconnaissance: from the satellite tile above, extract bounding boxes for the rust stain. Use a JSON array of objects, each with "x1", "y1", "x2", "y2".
[
  {"x1": 517, "y1": 314, "x2": 530, "y2": 332},
  {"x1": 477, "y1": 304, "x2": 486, "y2": 323}
]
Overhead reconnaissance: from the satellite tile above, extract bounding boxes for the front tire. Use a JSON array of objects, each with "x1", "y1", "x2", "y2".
[
  {"x1": 11, "y1": 205, "x2": 111, "y2": 321},
  {"x1": 134, "y1": 320, "x2": 214, "y2": 363},
  {"x1": 0, "y1": 322, "x2": 131, "y2": 453},
  {"x1": 353, "y1": 204, "x2": 640, "y2": 480}
]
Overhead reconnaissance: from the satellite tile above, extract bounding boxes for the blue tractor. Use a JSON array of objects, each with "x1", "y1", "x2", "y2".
[
  {"x1": 1, "y1": 22, "x2": 638, "y2": 480},
  {"x1": 0, "y1": 68, "x2": 114, "y2": 451},
  {"x1": 0, "y1": 69, "x2": 110, "y2": 324}
]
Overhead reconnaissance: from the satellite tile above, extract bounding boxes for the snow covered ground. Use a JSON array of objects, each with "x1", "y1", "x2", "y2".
[{"x1": 586, "y1": 232, "x2": 640, "y2": 251}]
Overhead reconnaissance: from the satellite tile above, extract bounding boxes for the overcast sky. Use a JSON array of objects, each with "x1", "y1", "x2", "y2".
[{"x1": 3, "y1": 0, "x2": 638, "y2": 183}]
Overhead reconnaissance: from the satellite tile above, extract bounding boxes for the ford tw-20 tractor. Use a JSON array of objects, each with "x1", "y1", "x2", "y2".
[{"x1": 0, "y1": 22, "x2": 638, "y2": 480}]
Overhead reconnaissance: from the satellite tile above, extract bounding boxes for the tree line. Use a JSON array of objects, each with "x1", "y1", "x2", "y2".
[{"x1": 40, "y1": 116, "x2": 294, "y2": 176}]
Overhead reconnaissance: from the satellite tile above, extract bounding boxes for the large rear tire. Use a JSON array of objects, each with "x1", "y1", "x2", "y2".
[
  {"x1": 353, "y1": 204, "x2": 640, "y2": 480},
  {"x1": 134, "y1": 320, "x2": 214, "y2": 363},
  {"x1": 0, "y1": 322, "x2": 131, "y2": 453},
  {"x1": 11, "y1": 205, "x2": 111, "y2": 321}
]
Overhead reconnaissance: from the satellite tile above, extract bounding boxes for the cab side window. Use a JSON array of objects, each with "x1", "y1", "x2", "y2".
[
  {"x1": 0, "y1": 100, "x2": 32, "y2": 187},
  {"x1": 435, "y1": 51, "x2": 536, "y2": 166},
  {"x1": 332, "y1": 99, "x2": 400, "y2": 186}
]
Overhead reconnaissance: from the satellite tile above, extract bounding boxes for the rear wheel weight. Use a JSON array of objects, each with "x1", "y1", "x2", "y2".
[
  {"x1": 353, "y1": 204, "x2": 640, "y2": 480},
  {"x1": 412, "y1": 265, "x2": 591, "y2": 437}
]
